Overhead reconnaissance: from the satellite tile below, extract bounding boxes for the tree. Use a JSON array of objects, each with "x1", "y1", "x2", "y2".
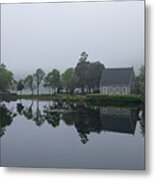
[
  {"x1": 79, "y1": 51, "x2": 88, "y2": 62},
  {"x1": 24, "y1": 75, "x2": 35, "y2": 95},
  {"x1": 17, "y1": 80, "x2": 24, "y2": 95},
  {"x1": 10, "y1": 79, "x2": 18, "y2": 93},
  {"x1": 75, "y1": 52, "x2": 90, "y2": 93},
  {"x1": 138, "y1": 65, "x2": 145, "y2": 100},
  {"x1": 74, "y1": 52, "x2": 105, "y2": 93},
  {"x1": 87, "y1": 62, "x2": 105, "y2": 92},
  {"x1": 52, "y1": 69, "x2": 60, "y2": 93},
  {"x1": 61, "y1": 68, "x2": 74, "y2": 93},
  {"x1": 0, "y1": 64, "x2": 14, "y2": 92},
  {"x1": 46, "y1": 69, "x2": 60, "y2": 94},
  {"x1": 34, "y1": 69, "x2": 45, "y2": 95},
  {"x1": 44, "y1": 72, "x2": 54, "y2": 94}
]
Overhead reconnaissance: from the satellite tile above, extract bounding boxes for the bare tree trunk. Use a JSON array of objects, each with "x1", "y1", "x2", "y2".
[
  {"x1": 37, "y1": 84, "x2": 39, "y2": 95},
  {"x1": 88, "y1": 87, "x2": 91, "y2": 93},
  {"x1": 81, "y1": 87, "x2": 85, "y2": 94},
  {"x1": 31, "y1": 88, "x2": 34, "y2": 96}
]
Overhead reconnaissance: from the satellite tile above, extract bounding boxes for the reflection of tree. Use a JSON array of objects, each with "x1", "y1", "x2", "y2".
[
  {"x1": 140, "y1": 118, "x2": 145, "y2": 137},
  {"x1": 33, "y1": 101, "x2": 45, "y2": 126},
  {"x1": 23, "y1": 101, "x2": 33, "y2": 120},
  {"x1": 62, "y1": 105, "x2": 140, "y2": 144},
  {"x1": 139, "y1": 106, "x2": 145, "y2": 137},
  {"x1": 75, "y1": 108, "x2": 101, "y2": 144},
  {"x1": 63, "y1": 112, "x2": 75, "y2": 126},
  {"x1": 0, "y1": 127, "x2": 5, "y2": 137},
  {"x1": 21, "y1": 101, "x2": 45, "y2": 126},
  {"x1": 62, "y1": 106, "x2": 101, "y2": 144},
  {"x1": 43, "y1": 101, "x2": 68, "y2": 128},
  {"x1": 44, "y1": 112, "x2": 60, "y2": 127},
  {"x1": 79, "y1": 133, "x2": 89, "y2": 144},
  {"x1": 16, "y1": 103, "x2": 24, "y2": 115},
  {"x1": 43, "y1": 101, "x2": 87, "y2": 128},
  {"x1": 0, "y1": 103, "x2": 16, "y2": 137},
  {"x1": 14, "y1": 100, "x2": 143, "y2": 144},
  {"x1": 44, "y1": 102, "x2": 102, "y2": 144}
]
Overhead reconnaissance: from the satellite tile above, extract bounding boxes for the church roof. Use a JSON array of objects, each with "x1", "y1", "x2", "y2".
[{"x1": 100, "y1": 67, "x2": 134, "y2": 86}]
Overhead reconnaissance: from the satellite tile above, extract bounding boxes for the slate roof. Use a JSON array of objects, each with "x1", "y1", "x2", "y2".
[{"x1": 100, "y1": 67, "x2": 133, "y2": 86}]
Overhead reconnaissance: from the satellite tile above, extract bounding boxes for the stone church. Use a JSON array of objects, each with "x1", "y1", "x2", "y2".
[{"x1": 100, "y1": 67, "x2": 137, "y2": 95}]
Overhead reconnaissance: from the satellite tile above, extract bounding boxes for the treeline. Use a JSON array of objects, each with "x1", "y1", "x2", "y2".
[
  {"x1": 0, "y1": 52, "x2": 104, "y2": 95},
  {"x1": 0, "y1": 52, "x2": 145, "y2": 99},
  {"x1": 0, "y1": 64, "x2": 13, "y2": 92}
]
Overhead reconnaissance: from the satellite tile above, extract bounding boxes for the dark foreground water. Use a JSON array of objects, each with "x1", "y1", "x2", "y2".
[{"x1": 0, "y1": 100, "x2": 145, "y2": 170}]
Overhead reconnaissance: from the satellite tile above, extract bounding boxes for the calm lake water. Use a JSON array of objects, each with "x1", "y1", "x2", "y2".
[{"x1": 0, "y1": 100, "x2": 145, "y2": 170}]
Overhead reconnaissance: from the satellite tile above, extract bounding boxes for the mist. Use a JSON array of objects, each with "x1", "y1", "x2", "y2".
[{"x1": 1, "y1": 1, "x2": 144, "y2": 79}]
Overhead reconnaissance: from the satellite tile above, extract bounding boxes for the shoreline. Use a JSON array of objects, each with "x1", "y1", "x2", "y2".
[{"x1": 0, "y1": 93, "x2": 142, "y2": 106}]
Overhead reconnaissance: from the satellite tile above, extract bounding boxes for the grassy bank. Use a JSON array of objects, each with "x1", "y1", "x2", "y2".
[
  {"x1": 18, "y1": 94, "x2": 86, "y2": 102},
  {"x1": 18, "y1": 93, "x2": 142, "y2": 106},
  {"x1": 86, "y1": 94, "x2": 142, "y2": 106},
  {"x1": 0, "y1": 93, "x2": 18, "y2": 102}
]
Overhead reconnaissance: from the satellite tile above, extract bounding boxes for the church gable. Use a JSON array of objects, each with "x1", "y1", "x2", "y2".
[{"x1": 100, "y1": 67, "x2": 136, "y2": 94}]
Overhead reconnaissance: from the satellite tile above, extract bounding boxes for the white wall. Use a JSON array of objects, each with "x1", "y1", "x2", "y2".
[{"x1": 100, "y1": 86, "x2": 130, "y2": 95}]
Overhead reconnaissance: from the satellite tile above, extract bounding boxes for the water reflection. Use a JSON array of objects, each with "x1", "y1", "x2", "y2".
[
  {"x1": 23, "y1": 102, "x2": 33, "y2": 120},
  {"x1": 33, "y1": 101, "x2": 45, "y2": 126},
  {"x1": 0, "y1": 103, "x2": 17, "y2": 137},
  {"x1": 100, "y1": 107, "x2": 138, "y2": 135},
  {"x1": 139, "y1": 107, "x2": 145, "y2": 137},
  {"x1": 66, "y1": 107, "x2": 102, "y2": 144},
  {"x1": 16, "y1": 103, "x2": 24, "y2": 115},
  {"x1": 0, "y1": 100, "x2": 145, "y2": 143}
]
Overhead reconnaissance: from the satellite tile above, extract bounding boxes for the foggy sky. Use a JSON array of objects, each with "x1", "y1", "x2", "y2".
[{"x1": 1, "y1": 1, "x2": 144, "y2": 79}]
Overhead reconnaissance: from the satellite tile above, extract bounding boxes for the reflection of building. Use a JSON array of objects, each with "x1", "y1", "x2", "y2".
[
  {"x1": 100, "y1": 107, "x2": 138, "y2": 135},
  {"x1": 100, "y1": 67, "x2": 137, "y2": 94}
]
